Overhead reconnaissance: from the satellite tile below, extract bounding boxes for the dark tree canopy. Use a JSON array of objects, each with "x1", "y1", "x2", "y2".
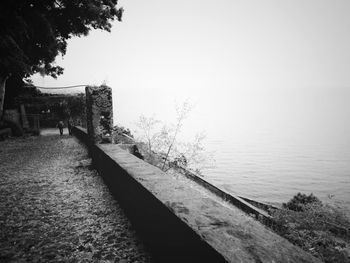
[
  {"x1": 3, "y1": 76, "x2": 41, "y2": 109},
  {"x1": 0, "y1": 0, "x2": 123, "y2": 79}
]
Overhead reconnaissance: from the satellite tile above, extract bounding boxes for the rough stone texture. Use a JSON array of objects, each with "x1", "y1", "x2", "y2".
[
  {"x1": 86, "y1": 85, "x2": 113, "y2": 144},
  {"x1": 3, "y1": 109, "x2": 20, "y2": 124},
  {"x1": 0, "y1": 129, "x2": 152, "y2": 263},
  {"x1": 19, "y1": 104, "x2": 29, "y2": 130},
  {"x1": 95, "y1": 141, "x2": 321, "y2": 263}
]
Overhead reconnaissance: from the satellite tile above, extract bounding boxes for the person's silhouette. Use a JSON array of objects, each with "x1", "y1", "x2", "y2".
[
  {"x1": 67, "y1": 118, "x2": 73, "y2": 135},
  {"x1": 57, "y1": 121, "x2": 64, "y2": 135}
]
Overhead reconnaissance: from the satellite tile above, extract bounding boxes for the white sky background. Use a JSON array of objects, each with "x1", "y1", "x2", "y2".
[{"x1": 32, "y1": 0, "x2": 350, "y2": 144}]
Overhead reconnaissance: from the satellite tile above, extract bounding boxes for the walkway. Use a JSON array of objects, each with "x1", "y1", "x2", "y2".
[{"x1": 0, "y1": 130, "x2": 152, "y2": 262}]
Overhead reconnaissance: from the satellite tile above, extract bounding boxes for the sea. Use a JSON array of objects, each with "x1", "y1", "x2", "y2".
[
  {"x1": 202, "y1": 134, "x2": 350, "y2": 210},
  {"x1": 121, "y1": 86, "x2": 350, "y2": 210}
]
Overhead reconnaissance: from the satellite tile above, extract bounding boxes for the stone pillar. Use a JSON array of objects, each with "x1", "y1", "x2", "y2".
[
  {"x1": 85, "y1": 85, "x2": 113, "y2": 143},
  {"x1": 20, "y1": 104, "x2": 29, "y2": 130}
]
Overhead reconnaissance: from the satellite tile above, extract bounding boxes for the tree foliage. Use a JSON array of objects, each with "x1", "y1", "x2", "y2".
[
  {"x1": 282, "y1": 192, "x2": 322, "y2": 212},
  {"x1": 3, "y1": 76, "x2": 41, "y2": 109},
  {"x1": 0, "y1": 0, "x2": 123, "y2": 78}
]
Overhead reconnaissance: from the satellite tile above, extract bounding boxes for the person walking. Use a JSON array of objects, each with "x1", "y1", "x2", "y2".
[
  {"x1": 57, "y1": 120, "x2": 64, "y2": 135},
  {"x1": 67, "y1": 118, "x2": 73, "y2": 135}
]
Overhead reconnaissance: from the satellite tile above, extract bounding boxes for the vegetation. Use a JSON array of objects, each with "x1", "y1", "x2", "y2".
[
  {"x1": 113, "y1": 125, "x2": 134, "y2": 144},
  {"x1": 271, "y1": 193, "x2": 350, "y2": 263},
  {"x1": 0, "y1": 0, "x2": 123, "y2": 119},
  {"x1": 160, "y1": 100, "x2": 192, "y2": 170},
  {"x1": 3, "y1": 77, "x2": 41, "y2": 110},
  {"x1": 135, "y1": 101, "x2": 209, "y2": 175},
  {"x1": 16, "y1": 92, "x2": 87, "y2": 127},
  {"x1": 282, "y1": 192, "x2": 322, "y2": 211}
]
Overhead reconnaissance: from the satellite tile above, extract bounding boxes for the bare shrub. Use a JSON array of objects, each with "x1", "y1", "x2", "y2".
[{"x1": 135, "y1": 101, "x2": 210, "y2": 175}]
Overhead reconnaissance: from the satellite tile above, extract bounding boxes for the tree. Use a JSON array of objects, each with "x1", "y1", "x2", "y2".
[
  {"x1": 0, "y1": 0, "x2": 123, "y2": 119},
  {"x1": 135, "y1": 101, "x2": 210, "y2": 174},
  {"x1": 161, "y1": 100, "x2": 192, "y2": 170},
  {"x1": 136, "y1": 115, "x2": 161, "y2": 155},
  {"x1": 3, "y1": 76, "x2": 41, "y2": 110}
]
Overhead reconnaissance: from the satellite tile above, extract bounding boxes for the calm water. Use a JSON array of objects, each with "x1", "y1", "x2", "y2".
[
  {"x1": 190, "y1": 87, "x2": 350, "y2": 209},
  {"x1": 201, "y1": 133, "x2": 350, "y2": 209}
]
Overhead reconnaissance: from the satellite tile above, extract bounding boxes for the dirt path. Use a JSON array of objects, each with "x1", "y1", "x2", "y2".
[{"x1": 0, "y1": 132, "x2": 152, "y2": 262}]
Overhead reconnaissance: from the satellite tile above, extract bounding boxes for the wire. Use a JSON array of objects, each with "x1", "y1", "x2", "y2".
[{"x1": 23, "y1": 84, "x2": 88, "y2": 90}]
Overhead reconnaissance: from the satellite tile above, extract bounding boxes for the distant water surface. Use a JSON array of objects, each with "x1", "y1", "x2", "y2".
[
  {"x1": 201, "y1": 131, "x2": 350, "y2": 209},
  {"x1": 194, "y1": 87, "x2": 350, "y2": 209}
]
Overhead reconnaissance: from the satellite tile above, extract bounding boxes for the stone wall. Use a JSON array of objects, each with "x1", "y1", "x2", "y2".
[
  {"x1": 3, "y1": 109, "x2": 21, "y2": 126},
  {"x1": 72, "y1": 126, "x2": 321, "y2": 263},
  {"x1": 85, "y1": 85, "x2": 113, "y2": 143},
  {"x1": 2, "y1": 109, "x2": 23, "y2": 136}
]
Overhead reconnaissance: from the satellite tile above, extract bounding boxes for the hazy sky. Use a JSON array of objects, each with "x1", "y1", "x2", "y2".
[{"x1": 32, "y1": 0, "x2": 350, "y2": 142}]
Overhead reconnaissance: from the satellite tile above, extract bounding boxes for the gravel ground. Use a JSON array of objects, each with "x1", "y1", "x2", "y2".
[{"x1": 0, "y1": 132, "x2": 152, "y2": 262}]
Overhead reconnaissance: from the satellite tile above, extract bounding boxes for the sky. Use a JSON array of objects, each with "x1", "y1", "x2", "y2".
[{"x1": 32, "y1": 0, "x2": 350, "y2": 143}]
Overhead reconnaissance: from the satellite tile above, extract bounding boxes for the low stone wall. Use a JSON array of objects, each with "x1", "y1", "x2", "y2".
[
  {"x1": 176, "y1": 166, "x2": 274, "y2": 224},
  {"x1": 72, "y1": 126, "x2": 320, "y2": 263}
]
